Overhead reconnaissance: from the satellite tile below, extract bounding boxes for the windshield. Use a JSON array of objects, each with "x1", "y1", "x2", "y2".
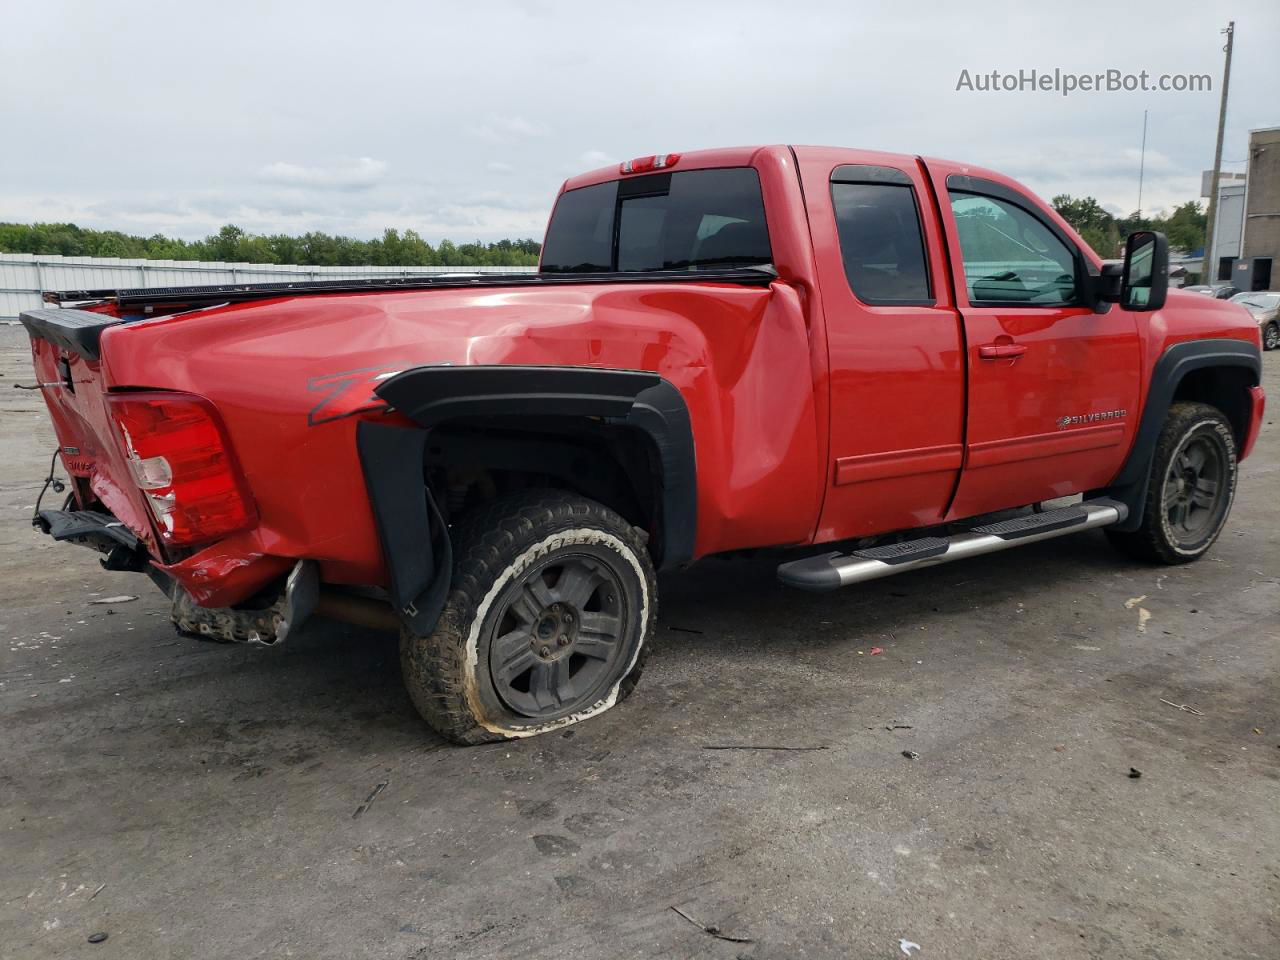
[
  {"x1": 540, "y1": 167, "x2": 772, "y2": 273},
  {"x1": 1229, "y1": 292, "x2": 1280, "y2": 309}
]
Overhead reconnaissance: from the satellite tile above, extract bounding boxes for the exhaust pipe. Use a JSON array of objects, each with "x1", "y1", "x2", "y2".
[{"x1": 316, "y1": 591, "x2": 401, "y2": 632}]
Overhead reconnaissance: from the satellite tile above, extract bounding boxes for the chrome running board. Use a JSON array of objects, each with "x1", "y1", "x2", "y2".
[{"x1": 777, "y1": 499, "x2": 1128, "y2": 592}]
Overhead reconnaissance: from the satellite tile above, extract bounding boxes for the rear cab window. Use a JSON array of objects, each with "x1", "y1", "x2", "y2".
[
  {"x1": 829, "y1": 165, "x2": 932, "y2": 305},
  {"x1": 541, "y1": 168, "x2": 772, "y2": 273}
]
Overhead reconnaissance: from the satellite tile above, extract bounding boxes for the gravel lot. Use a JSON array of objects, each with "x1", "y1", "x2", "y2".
[{"x1": 2, "y1": 321, "x2": 1277, "y2": 960}]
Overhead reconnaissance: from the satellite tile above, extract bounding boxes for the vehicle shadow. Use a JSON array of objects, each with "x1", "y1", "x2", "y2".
[
  {"x1": 125, "y1": 528, "x2": 1136, "y2": 758},
  {"x1": 652, "y1": 528, "x2": 1127, "y2": 658},
  {"x1": 1, "y1": 442, "x2": 1152, "y2": 759}
]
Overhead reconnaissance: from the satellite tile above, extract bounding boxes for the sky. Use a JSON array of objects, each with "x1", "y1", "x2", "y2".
[{"x1": 2, "y1": 0, "x2": 1277, "y2": 244}]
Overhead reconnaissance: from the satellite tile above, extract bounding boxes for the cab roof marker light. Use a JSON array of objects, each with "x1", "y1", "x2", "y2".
[{"x1": 620, "y1": 153, "x2": 680, "y2": 175}]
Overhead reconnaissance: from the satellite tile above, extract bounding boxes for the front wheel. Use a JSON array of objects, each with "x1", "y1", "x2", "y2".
[
  {"x1": 401, "y1": 490, "x2": 656, "y2": 744},
  {"x1": 1106, "y1": 402, "x2": 1237, "y2": 564},
  {"x1": 1263, "y1": 321, "x2": 1279, "y2": 351}
]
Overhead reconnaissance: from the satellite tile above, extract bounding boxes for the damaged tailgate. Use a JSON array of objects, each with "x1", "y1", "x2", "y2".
[{"x1": 19, "y1": 307, "x2": 161, "y2": 558}]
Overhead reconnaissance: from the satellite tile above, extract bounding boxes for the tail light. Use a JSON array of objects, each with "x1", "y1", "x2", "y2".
[{"x1": 106, "y1": 392, "x2": 256, "y2": 546}]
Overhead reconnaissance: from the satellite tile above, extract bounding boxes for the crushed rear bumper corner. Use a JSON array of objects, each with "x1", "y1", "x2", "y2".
[{"x1": 169, "y1": 559, "x2": 319, "y2": 645}]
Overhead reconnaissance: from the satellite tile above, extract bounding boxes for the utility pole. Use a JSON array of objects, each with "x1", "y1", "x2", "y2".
[
  {"x1": 1137, "y1": 110, "x2": 1148, "y2": 220},
  {"x1": 1201, "y1": 20, "x2": 1234, "y2": 283}
]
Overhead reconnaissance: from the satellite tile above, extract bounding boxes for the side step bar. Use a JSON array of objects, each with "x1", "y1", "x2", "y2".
[{"x1": 777, "y1": 499, "x2": 1128, "y2": 592}]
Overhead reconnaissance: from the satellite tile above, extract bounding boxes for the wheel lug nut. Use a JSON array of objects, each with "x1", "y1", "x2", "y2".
[
  {"x1": 540, "y1": 646, "x2": 551, "y2": 657},
  {"x1": 558, "y1": 636, "x2": 570, "y2": 646}
]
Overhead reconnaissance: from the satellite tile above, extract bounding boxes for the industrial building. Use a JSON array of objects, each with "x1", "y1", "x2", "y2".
[{"x1": 1205, "y1": 125, "x2": 1279, "y2": 289}]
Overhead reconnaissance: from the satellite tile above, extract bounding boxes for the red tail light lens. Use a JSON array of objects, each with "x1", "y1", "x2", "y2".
[{"x1": 106, "y1": 392, "x2": 255, "y2": 546}]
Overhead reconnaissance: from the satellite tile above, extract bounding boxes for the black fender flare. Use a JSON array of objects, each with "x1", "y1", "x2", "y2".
[
  {"x1": 1099, "y1": 338, "x2": 1261, "y2": 531},
  {"x1": 358, "y1": 366, "x2": 697, "y2": 634}
]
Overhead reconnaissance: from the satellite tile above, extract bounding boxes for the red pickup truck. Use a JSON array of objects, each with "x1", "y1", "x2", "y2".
[{"x1": 22, "y1": 145, "x2": 1265, "y2": 744}]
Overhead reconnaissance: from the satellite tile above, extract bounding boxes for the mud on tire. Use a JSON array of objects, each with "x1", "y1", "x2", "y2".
[
  {"x1": 400, "y1": 490, "x2": 657, "y2": 745},
  {"x1": 1106, "y1": 401, "x2": 1237, "y2": 565}
]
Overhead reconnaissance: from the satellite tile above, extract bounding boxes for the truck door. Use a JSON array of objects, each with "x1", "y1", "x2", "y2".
[
  {"x1": 794, "y1": 149, "x2": 966, "y2": 542},
  {"x1": 923, "y1": 161, "x2": 1142, "y2": 519}
]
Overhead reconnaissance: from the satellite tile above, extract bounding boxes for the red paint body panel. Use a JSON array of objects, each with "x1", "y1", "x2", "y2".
[
  {"x1": 26, "y1": 145, "x2": 1264, "y2": 610},
  {"x1": 920, "y1": 157, "x2": 1145, "y2": 518},
  {"x1": 792, "y1": 147, "x2": 966, "y2": 541},
  {"x1": 96, "y1": 275, "x2": 822, "y2": 590}
]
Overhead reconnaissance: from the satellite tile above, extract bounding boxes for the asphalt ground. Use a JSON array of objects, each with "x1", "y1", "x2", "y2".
[{"x1": 2, "y1": 322, "x2": 1276, "y2": 959}]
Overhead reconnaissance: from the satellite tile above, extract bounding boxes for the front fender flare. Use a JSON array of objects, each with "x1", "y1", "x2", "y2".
[{"x1": 1100, "y1": 339, "x2": 1261, "y2": 531}]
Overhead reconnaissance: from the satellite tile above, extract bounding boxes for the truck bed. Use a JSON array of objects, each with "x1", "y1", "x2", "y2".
[
  {"x1": 42, "y1": 266, "x2": 777, "y2": 308},
  {"x1": 27, "y1": 267, "x2": 777, "y2": 359}
]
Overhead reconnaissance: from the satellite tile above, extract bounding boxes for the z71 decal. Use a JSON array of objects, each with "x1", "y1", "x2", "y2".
[{"x1": 306, "y1": 366, "x2": 400, "y2": 426}]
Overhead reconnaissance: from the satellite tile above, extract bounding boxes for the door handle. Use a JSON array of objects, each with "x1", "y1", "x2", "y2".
[{"x1": 978, "y1": 342, "x2": 1027, "y2": 360}]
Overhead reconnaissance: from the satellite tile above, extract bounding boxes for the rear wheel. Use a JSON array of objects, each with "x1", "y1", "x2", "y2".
[
  {"x1": 1106, "y1": 402, "x2": 1237, "y2": 564},
  {"x1": 400, "y1": 490, "x2": 656, "y2": 744},
  {"x1": 1263, "y1": 321, "x2": 1279, "y2": 351}
]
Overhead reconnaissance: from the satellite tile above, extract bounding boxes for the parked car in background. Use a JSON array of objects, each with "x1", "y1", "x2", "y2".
[
  {"x1": 1185, "y1": 283, "x2": 1240, "y2": 299},
  {"x1": 1230, "y1": 291, "x2": 1280, "y2": 350}
]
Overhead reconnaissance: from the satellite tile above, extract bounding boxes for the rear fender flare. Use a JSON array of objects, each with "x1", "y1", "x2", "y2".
[{"x1": 360, "y1": 366, "x2": 697, "y2": 634}]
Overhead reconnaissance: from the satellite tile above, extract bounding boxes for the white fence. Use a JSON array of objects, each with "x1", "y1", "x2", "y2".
[{"x1": 0, "y1": 253, "x2": 536, "y2": 321}]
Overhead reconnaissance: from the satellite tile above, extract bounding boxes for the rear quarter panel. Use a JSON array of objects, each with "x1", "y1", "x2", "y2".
[{"x1": 98, "y1": 280, "x2": 822, "y2": 591}]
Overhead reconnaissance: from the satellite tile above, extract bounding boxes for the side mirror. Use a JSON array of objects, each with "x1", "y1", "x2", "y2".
[
  {"x1": 1120, "y1": 230, "x2": 1168, "y2": 311},
  {"x1": 1094, "y1": 261, "x2": 1124, "y2": 310}
]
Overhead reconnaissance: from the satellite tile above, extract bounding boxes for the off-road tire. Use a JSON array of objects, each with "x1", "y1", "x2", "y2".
[
  {"x1": 401, "y1": 490, "x2": 656, "y2": 744},
  {"x1": 1106, "y1": 402, "x2": 1237, "y2": 564},
  {"x1": 1263, "y1": 321, "x2": 1279, "y2": 352}
]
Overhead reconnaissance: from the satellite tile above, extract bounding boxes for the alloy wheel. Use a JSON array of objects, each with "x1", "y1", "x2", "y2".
[
  {"x1": 487, "y1": 554, "x2": 628, "y2": 718},
  {"x1": 1161, "y1": 433, "x2": 1226, "y2": 546}
]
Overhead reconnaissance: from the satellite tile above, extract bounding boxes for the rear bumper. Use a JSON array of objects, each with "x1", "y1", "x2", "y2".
[
  {"x1": 35, "y1": 507, "x2": 170, "y2": 593},
  {"x1": 153, "y1": 531, "x2": 295, "y2": 608},
  {"x1": 37, "y1": 507, "x2": 141, "y2": 555},
  {"x1": 35, "y1": 508, "x2": 321, "y2": 644},
  {"x1": 170, "y1": 559, "x2": 319, "y2": 645},
  {"x1": 37, "y1": 507, "x2": 154, "y2": 573},
  {"x1": 35, "y1": 507, "x2": 291, "y2": 609}
]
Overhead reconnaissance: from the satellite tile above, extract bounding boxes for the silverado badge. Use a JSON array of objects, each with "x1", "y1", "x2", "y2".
[{"x1": 1057, "y1": 410, "x2": 1126, "y2": 429}]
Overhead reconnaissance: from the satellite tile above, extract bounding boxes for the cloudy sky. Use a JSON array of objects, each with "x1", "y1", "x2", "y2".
[{"x1": 2, "y1": 0, "x2": 1276, "y2": 243}]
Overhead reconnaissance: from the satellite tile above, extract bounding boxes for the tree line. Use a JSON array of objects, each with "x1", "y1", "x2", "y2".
[
  {"x1": 0, "y1": 222, "x2": 543, "y2": 267},
  {"x1": 1049, "y1": 196, "x2": 1206, "y2": 259},
  {"x1": 2, "y1": 197, "x2": 1208, "y2": 271}
]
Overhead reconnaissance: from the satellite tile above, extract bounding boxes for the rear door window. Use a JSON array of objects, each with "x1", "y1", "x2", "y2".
[
  {"x1": 830, "y1": 175, "x2": 932, "y2": 304},
  {"x1": 541, "y1": 168, "x2": 772, "y2": 273}
]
